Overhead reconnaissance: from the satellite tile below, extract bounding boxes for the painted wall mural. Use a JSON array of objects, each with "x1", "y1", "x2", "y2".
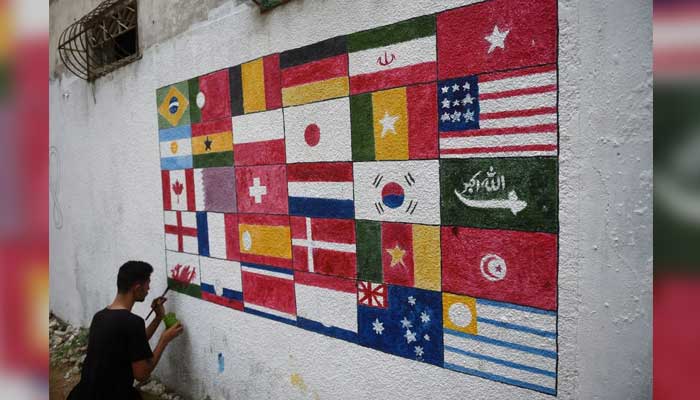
[{"x1": 156, "y1": 0, "x2": 558, "y2": 395}]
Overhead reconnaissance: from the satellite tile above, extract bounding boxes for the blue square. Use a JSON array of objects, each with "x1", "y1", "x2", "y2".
[{"x1": 437, "y1": 76, "x2": 480, "y2": 132}]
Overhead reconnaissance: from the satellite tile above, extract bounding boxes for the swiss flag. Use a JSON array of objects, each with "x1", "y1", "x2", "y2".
[
  {"x1": 235, "y1": 165, "x2": 289, "y2": 215},
  {"x1": 441, "y1": 226, "x2": 557, "y2": 311},
  {"x1": 437, "y1": 0, "x2": 557, "y2": 78}
]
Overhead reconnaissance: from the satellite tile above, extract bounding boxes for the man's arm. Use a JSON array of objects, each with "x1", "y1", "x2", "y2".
[
  {"x1": 133, "y1": 322, "x2": 183, "y2": 382},
  {"x1": 145, "y1": 297, "x2": 166, "y2": 340},
  {"x1": 145, "y1": 315, "x2": 162, "y2": 340}
]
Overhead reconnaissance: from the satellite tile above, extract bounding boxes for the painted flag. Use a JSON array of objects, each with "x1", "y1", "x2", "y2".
[
  {"x1": 290, "y1": 217, "x2": 356, "y2": 279},
  {"x1": 437, "y1": 0, "x2": 557, "y2": 78},
  {"x1": 280, "y1": 37, "x2": 349, "y2": 107},
  {"x1": 232, "y1": 108, "x2": 286, "y2": 166},
  {"x1": 438, "y1": 65, "x2": 558, "y2": 158},
  {"x1": 357, "y1": 281, "x2": 387, "y2": 308},
  {"x1": 350, "y1": 83, "x2": 437, "y2": 161},
  {"x1": 355, "y1": 221, "x2": 440, "y2": 290},
  {"x1": 200, "y1": 257, "x2": 243, "y2": 311},
  {"x1": 287, "y1": 162, "x2": 354, "y2": 219},
  {"x1": 442, "y1": 294, "x2": 557, "y2": 395},
  {"x1": 157, "y1": 81, "x2": 191, "y2": 129},
  {"x1": 441, "y1": 226, "x2": 557, "y2": 311},
  {"x1": 164, "y1": 211, "x2": 198, "y2": 254},
  {"x1": 161, "y1": 169, "x2": 195, "y2": 211},
  {"x1": 230, "y1": 54, "x2": 282, "y2": 116},
  {"x1": 236, "y1": 165, "x2": 289, "y2": 215},
  {"x1": 241, "y1": 263, "x2": 296, "y2": 324},
  {"x1": 159, "y1": 125, "x2": 193, "y2": 170},
  {"x1": 347, "y1": 15, "x2": 436, "y2": 94},
  {"x1": 295, "y1": 271, "x2": 358, "y2": 342},
  {"x1": 358, "y1": 285, "x2": 444, "y2": 366},
  {"x1": 440, "y1": 158, "x2": 558, "y2": 233},
  {"x1": 283, "y1": 97, "x2": 352, "y2": 163},
  {"x1": 193, "y1": 167, "x2": 236, "y2": 213},
  {"x1": 165, "y1": 250, "x2": 201, "y2": 298},
  {"x1": 238, "y1": 214, "x2": 292, "y2": 268},
  {"x1": 188, "y1": 69, "x2": 231, "y2": 123},
  {"x1": 196, "y1": 212, "x2": 240, "y2": 260},
  {"x1": 191, "y1": 119, "x2": 234, "y2": 168},
  {"x1": 353, "y1": 160, "x2": 440, "y2": 225}
]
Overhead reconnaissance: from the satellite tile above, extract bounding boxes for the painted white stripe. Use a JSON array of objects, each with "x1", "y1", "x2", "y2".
[
  {"x1": 478, "y1": 302, "x2": 557, "y2": 333},
  {"x1": 444, "y1": 350, "x2": 556, "y2": 390},
  {"x1": 160, "y1": 137, "x2": 192, "y2": 157},
  {"x1": 287, "y1": 181, "x2": 354, "y2": 200},
  {"x1": 193, "y1": 169, "x2": 205, "y2": 211},
  {"x1": 479, "y1": 113, "x2": 557, "y2": 129},
  {"x1": 241, "y1": 266, "x2": 294, "y2": 281},
  {"x1": 349, "y1": 36, "x2": 436, "y2": 76},
  {"x1": 480, "y1": 92, "x2": 556, "y2": 114},
  {"x1": 654, "y1": 20, "x2": 700, "y2": 48},
  {"x1": 183, "y1": 236, "x2": 199, "y2": 254},
  {"x1": 295, "y1": 283, "x2": 358, "y2": 333},
  {"x1": 441, "y1": 150, "x2": 557, "y2": 158},
  {"x1": 305, "y1": 218, "x2": 314, "y2": 272},
  {"x1": 164, "y1": 210, "x2": 178, "y2": 225},
  {"x1": 292, "y1": 238, "x2": 356, "y2": 253},
  {"x1": 476, "y1": 323, "x2": 556, "y2": 353},
  {"x1": 244, "y1": 303, "x2": 297, "y2": 321},
  {"x1": 232, "y1": 109, "x2": 284, "y2": 144},
  {"x1": 206, "y1": 213, "x2": 227, "y2": 259},
  {"x1": 181, "y1": 211, "x2": 197, "y2": 228},
  {"x1": 479, "y1": 71, "x2": 556, "y2": 94},
  {"x1": 440, "y1": 132, "x2": 557, "y2": 150},
  {"x1": 200, "y1": 257, "x2": 242, "y2": 294},
  {"x1": 444, "y1": 333, "x2": 556, "y2": 373}
]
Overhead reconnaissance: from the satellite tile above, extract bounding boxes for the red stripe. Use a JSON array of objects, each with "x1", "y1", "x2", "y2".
[
  {"x1": 290, "y1": 216, "x2": 308, "y2": 240},
  {"x1": 349, "y1": 62, "x2": 436, "y2": 95},
  {"x1": 407, "y1": 83, "x2": 438, "y2": 159},
  {"x1": 233, "y1": 139, "x2": 286, "y2": 166},
  {"x1": 478, "y1": 64, "x2": 557, "y2": 83},
  {"x1": 314, "y1": 250, "x2": 356, "y2": 280},
  {"x1": 225, "y1": 214, "x2": 240, "y2": 261},
  {"x1": 440, "y1": 124, "x2": 558, "y2": 138},
  {"x1": 238, "y1": 213, "x2": 289, "y2": 227},
  {"x1": 263, "y1": 54, "x2": 282, "y2": 110},
  {"x1": 287, "y1": 162, "x2": 353, "y2": 182},
  {"x1": 185, "y1": 169, "x2": 195, "y2": 211},
  {"x1": 192, "y1": 118, "x2": 232, "y2": 137},
  {"x1": 480, "y1": 106, "x2": 557, "y2": 120},
  {"x1": 294, "y1": 271, "x2": 356, "y2": 293},
  {"x1": 292, "y1": 246, "x2": 309, "y2": 272},
  {"x1": 441, "y1": 144, "x2": 557, "y2": 155},
  {"x1": 176, "y1": 212, "x2": 183, "y2": 252},
  {"x1": 164, "y1": 225, "x2": 198, "y2": 237},
  {"x1": 242, "y1": 271, "x2": 296, "y2": 314},
  {"x1": 480, "y1": 84, "x2": 557, "y2": 100},
  {"x1": 311, "y1": 218, "x2": 355, "y2": 244},
  {"x1": 161, "y1": 171, "x2": 171, "y2": 210},
  {"x1": 202, "y1": 292, "x2": 244, "y2": 311},
  {"x1": 281, "y1": 54, "x2": 348, "y2": 88}
]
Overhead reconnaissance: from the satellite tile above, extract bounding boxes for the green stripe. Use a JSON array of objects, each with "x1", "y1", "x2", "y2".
[
  {"x1": 350, "y1": 94, "x2": 375, "y2": 161},
  {"x1": 168, "y1": 278, "x2": 202, "y2": 299},
  {"x1": 193, "y1": 152, "x2": 234, "y2": 168},
  {"x1": 188, "y1": 78, "x2": 201, "y2": 123},
  {"x1": 356, "y1": 220, "x2": 382, "y2": 282},
  {"x1": 347, "y1": 14, "x2": 436, "y2": 53}
]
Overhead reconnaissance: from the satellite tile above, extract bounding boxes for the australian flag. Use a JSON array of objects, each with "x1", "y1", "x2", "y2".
[{"x1": 358, "y1": 285, "x2": 444, "y2": 366}]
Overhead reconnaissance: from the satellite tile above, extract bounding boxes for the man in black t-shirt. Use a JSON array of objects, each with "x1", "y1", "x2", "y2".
[{"x1": 68, "y1": 261, "x2": 184, "y2": 400}]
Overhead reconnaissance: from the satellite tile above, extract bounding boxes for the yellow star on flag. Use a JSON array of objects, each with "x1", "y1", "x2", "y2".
[{"x1": 386, "y1": 244, "x2": 407, "y2": 268}]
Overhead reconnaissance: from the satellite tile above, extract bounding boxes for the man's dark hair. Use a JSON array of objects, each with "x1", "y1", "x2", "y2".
[{"x1": 117, "y1": 261, "x2": 154, "y2": 293}]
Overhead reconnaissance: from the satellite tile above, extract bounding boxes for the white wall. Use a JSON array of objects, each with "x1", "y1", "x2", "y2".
[{"x1": 49, "y1": 0, "x2": 652, "y2": 399}]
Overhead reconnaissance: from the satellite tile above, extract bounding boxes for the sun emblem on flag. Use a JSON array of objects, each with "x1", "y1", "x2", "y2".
[
  {"x1": 158, "y1": 86, "x2": 189, "y2": 127},
  {"x1": 357, "y1": 281, "x2": 388, "y2": 308}
]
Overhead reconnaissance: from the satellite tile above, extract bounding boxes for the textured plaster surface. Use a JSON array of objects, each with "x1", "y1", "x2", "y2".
[{"x1": 49, "y1": 0, "x2": 652, "y2": 399}]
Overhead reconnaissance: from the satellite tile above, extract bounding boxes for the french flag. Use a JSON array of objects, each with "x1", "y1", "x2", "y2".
[{"x1": 287, "y1": 162, "x2": 354, "y2": 219}]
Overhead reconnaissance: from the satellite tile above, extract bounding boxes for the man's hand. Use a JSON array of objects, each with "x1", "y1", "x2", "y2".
[
  {"x1": 150, "y1": 296, "x2": 167, "y2": 319},
  {"x1": 161, "y1": 322, "x2": 184, "y2": 344}
]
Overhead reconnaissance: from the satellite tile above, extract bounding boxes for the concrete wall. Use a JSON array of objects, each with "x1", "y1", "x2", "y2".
[{"x1": 49, "y1": 0, "x2": 652, "y2": 399}]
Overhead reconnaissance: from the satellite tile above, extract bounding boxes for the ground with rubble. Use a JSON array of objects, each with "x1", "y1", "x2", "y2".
[{"x1": 49, "y1": 313, "x2": 187, "y2": 400}]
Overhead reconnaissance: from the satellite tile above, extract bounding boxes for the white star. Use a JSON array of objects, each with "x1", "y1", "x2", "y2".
[
  {"x1": 441, "y1": 112, "x2": 451, "y2": 122},
  {"x1": 424, "y1": 334, "x2": 431, "y2": 341},
  {"x1": 414, "y1": 346, "x2": 424, "y2": 357},
  {"x1": 462, "y1": 82, "x2": 471, "y2": 91},
  {"x1": 462, "y1": 93, "x2": 474, "y2": 105},
  {"x1": 400, "y1": 316, "x2": 413, "y2": 329},
  {"x1": 441, "y1": 98, "x2": 451, "y2": 109},
  {"x1": 485, "y1": 25, "x2": 510, "y2": 54},
  {"x1": 441, "y1": 86, "x2": 449, "y2": 94},
  {"x1": 420, "y1": 311, "x2": 431, "y2": 324},
  {"x1": 452, "y1": 83, "x2": 461, "y2": 92},
  {"x1": 464, "y1": 109, "x2": 475, "y2": 123},
  {"x1": 407, "y1": 296, "x2": 416, "y2": 306},
  {"x1": 452, "y1": 100, "x2": 461, "y2": 107},
  {"x1": 379, "y1": 111, "x2": 399, "y2": 138},
  {"x1": 372, "y1": 318, "x2": 384, "y2": 335},
  {"x1": 404, "y1": 329, "x2": 417, "y2": 344},
  {"x1": 451, "y1": 111, "x2": 462, "y2": 123}
]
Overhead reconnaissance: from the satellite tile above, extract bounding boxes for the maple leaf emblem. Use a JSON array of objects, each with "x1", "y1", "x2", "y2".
[
  {"x1": 170, "y1": 264, "x2": 196, "y2": 287},
  {"x1": 172, "y1": 179, "x2": 184, "y2": 204}
]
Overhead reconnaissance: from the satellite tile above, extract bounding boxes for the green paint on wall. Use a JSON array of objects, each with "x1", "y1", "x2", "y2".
[
  {"x1": 356, "y1": 220, "x2": 383, "y2": 282},
  {"x1": 168, "y1": 278, "x2": 202, "y2": 299},
  {"x1": 193, "y1": 152, "x2": 234, "y2": 168},
  {"x1": 350, "y1": 94, "x2": 375, "y2": 161},
  {"x1": 347, "y1": 14, "x2": 436, "y2": 53}
]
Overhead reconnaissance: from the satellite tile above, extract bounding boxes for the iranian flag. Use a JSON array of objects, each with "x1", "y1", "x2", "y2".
[{"x1": 348, "y1": 15, "x2": 436, "y2": 94}]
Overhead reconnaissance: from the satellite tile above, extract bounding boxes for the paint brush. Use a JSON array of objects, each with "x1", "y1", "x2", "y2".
[{"x1": 145, "y1": 286, "x2": 170, "y2": 320}]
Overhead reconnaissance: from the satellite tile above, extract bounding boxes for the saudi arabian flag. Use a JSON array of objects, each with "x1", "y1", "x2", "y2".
[{"x1": 348, "y1": 15, "x2": 436, "y2": 94}]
